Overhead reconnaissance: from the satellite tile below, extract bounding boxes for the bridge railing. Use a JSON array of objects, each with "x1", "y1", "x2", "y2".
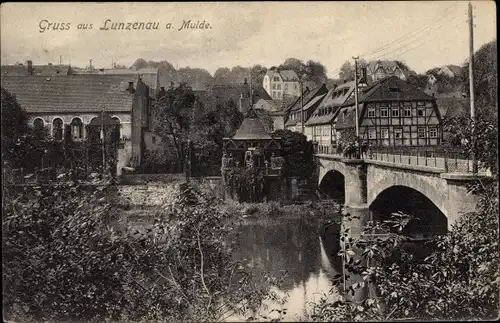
[
  {"x1": 315, "y1": 145, "x2": 488, "y2": 174},
  {"x1": 366, "y1": 147, "x2": 480, "y2": 173}
]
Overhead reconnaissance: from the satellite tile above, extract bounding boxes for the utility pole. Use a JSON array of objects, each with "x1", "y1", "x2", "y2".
[
  {"x1": 353, "y1": 56, "x2": 360, "y2": 158},
  {"x1": 468, "y1": 2, "x2": 478, "y2": 174},
  {"x1": 59, "y1": 55, "x2": 62, "y2": 65}
]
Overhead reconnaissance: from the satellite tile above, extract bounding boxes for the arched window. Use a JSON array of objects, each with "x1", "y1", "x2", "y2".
[
  {"x1": 70, "y1": 117, "x2": 84, "y2": 141},
  {"x1": 52, "y1": 118, "x2": 63, "y2": 140},
  {"x1": 33, "y1": 118, "x2": 45, "y2": 138},
  {"x1": 112, "y1": 117, "x2": 121, "y2": 142}
]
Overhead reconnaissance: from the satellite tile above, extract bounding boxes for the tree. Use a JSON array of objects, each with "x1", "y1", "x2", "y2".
[
  {"x1": 250, "y1": 65, "x2": 267, "y2": 87},
  {"x1": 131, "y1": 58, "x2": 148, "y2": 70},
  {"x1": 463, "y1": 40, "x2": 497, "y2": 113},
  {"x1": 338, "y1": 59, "x2": 367, "y2": 82},
  {"x1": 1, "y1": 88, "x2": 29, "y2": 154},
  {"x1": 2, "y1": 180, "x2": 271, "y2": 322},
  {"x1": 272, "y1": 129, "x2": 314, "y2": 178},
  {"x1": 155, "y1": 83, "x2": 196, "y2": 171},
  {"x1": 303, "y1": 60, "x2": 328, "y2": 85}
]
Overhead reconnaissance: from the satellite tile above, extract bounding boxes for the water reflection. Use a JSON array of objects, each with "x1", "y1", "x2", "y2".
[{"x1": 227, "y1": 216, "x2": 342, "y2": 321}]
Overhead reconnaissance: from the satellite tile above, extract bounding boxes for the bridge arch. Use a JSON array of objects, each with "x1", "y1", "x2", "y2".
[
  {"x1": 369, "y1": 185, "x2": 448, "y2": 235},
  {"x1": 318, "y1": 159, "x2": 347, "y2": 186},
  {"x1": 368, "y1": 173, "x2": 448, "y2": 218}
]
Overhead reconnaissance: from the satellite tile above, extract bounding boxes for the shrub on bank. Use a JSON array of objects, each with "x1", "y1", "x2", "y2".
[{"x1": 2, "y1": 179, "x2": 269, "y2": 322}]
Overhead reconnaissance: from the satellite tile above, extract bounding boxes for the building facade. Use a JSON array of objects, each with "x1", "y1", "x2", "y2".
[
  {"x1": 336, "y1": 76, "x2": 443, "y2": 148},
  {"x1": 263, "y1": 69, "x2": 301, "y2": 99},
  {"x1": 1, "y1": 74, "x2": 154, "y2": 175},
  {"x1": 367, "y1": 60, "x2": 407, "y2": 82},
  {"x1": 305, "y1": 81, "x2": 365, "y2": 153}
]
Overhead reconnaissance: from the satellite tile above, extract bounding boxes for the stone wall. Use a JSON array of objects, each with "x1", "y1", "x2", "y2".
[{"x1": 116, "y1": 183, "x2": 180, "y2": 208}]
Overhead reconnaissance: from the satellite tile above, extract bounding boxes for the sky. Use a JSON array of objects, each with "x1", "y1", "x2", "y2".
[{"x1": 0, "y1": 1, "x2": 497, "y2": 78}]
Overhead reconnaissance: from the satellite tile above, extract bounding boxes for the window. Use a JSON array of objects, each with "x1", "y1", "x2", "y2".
[
  {"x1": 33, "y1": 118, "x2": 45, "y2": 138},
  {"x1": 284, "y1": 84, "x2": 288, "y2": 91},
  {"x1": 394, "y1": 128, "x2": 403, "y2": 139},
  {"x1": 391, "y1": 108, "x2": 400, "y2": 117},
  {"x1": 70, "y1": 117, "x2": 84, "y2": 140},
  {"x1": 417, "y1": 107, "x2": 425, "y2": 116},
  {"x1": 294, "y1": 84, "x2": 297, "y2": 90},
  {"x1": 272, "y1": 84, "x2": 276, "y2": 90},
  {"x1": 52, "y1": 118, "x2": 63, "y2": 140},
  {"x1": 381, "y1": 107, "x2": 388, "y2": 117},
  {"x1": 429, "y1": 127, "x2": 437, "y2": 138},
  {"x1": 367, "y1": 108, "x2": 375, "y2": 117},
  {"x1": 368, "y1": 129, "x2": 376, "y2": 139},
  {"x1": 404, "y1": 107, "x2": 411, "y2": 117},
  {"x1": 112, "y1": 117, "x2": 121, "y2": 141},
  {"x1": 381, "y1": 128, "x2": 389, "y2": 139},
  {"x1": 418, "y1": 127, "x2": 426, "y2": 138},
  {"x1": 277, "y1": 84, "x2": 281, "y2": 90},
  {"x1": 389, "y1": 87, "x2": 400, "y2": 92}
]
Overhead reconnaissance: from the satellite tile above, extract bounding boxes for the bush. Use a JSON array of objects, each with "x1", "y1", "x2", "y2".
[{"x1": 2, "y1": 179, "x2": 269, "y2": 322}]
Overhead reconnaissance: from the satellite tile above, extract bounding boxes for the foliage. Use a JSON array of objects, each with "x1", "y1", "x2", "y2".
[
  {"x1": 2, "y1": 179, "x2": 272, "y2": 322},
  {"x1": 155, "y1": 83, "x2": 196, "y2": 170},
  {"x1": 272, "y1": 129, "x2": 314, "y2": 178},
  {"x1": 463, "y1": 40, "x2": 497, "y2": 109},
  {"x1": 223, "y1": 167, "x2": 266, "y2": 203},
  {"x1": 278, "y1": 58, "x2": 328, "y2": 86},
  {"x1": 1, "y1": 88, "x2": 29, "y2": 152},
  {"x1": 338, "y1": 59, "x2": 368, "y2": 82}
]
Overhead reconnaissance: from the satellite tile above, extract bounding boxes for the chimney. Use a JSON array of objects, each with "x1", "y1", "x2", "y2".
[
  {"x1": 27, "y1": 60, "x2": 33, "y2": 75},
  {"x1": 127, "y1": 81, "x2": 135, "y2": 93},
  {"x1": 244, "y1": 78, "x2": 248, "y2": 85},
  {"x1": 361, "y1": 67, "x2": 367, "y2": 83},
  {"x1": 343, "y1": 79, "x2": 347, "y2": 84}
]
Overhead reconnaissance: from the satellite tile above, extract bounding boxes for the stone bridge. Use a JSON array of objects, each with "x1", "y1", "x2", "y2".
[{"x1": 316, "y1": 153, "x2": 489, "y2": 233}]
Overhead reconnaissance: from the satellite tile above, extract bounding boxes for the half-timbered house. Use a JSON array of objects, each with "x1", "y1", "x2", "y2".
[
  {"x1": 335, "y1": 76, "x2": 443, "y2": 148},
  {"x1": 284, "y1": 84, "x2": 328, "y2": 135}
]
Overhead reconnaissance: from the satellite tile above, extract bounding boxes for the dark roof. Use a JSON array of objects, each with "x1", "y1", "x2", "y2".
[
  {"x1": 232, "y1": 109, "x2": 272, "y2": 140},
  {"x1": 1, "y1": 75, "x2": 140, "y2": 113},
  {"x1": 335, "y1": 105, "x2": 360, "y2": 130},
  {"x1": 305, "y1": 85, "x2": 354, "y2": 126},
  {"x1": 285, "y1": 84, "x2": 329, "y2": 127},
  {"x1": 342, "y1": 76, "x2": 435, "y2": 106},
  {"x1": 1, "y1": 64, "x2": 72, "y2": 76},
  {"x1": 287, "y1": 84, "x2": 328, "y2": 113}
]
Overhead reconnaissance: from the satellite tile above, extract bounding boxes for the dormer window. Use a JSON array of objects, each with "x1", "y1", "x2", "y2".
[{"x1": 389, "y1": 87, "x2": 400, "y2": 92}]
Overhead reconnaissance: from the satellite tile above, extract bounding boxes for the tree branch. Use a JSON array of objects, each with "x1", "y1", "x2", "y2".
[{"x1": 197, "y1": 228, "x2": 212, "y2": 313}]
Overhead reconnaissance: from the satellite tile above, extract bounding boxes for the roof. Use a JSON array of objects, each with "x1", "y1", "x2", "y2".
[
  {"x1": 302, "y1": 93, "x2": 326, "y2": 111},
  {"x1": 444, "y1": 65, "x2": 463, "y2": 76},
  {"x1": 285, "y1": 84, "x2": 328, "y2": 127},
  {"x1": 287, "y1": 84, "x2": 328, "y2": 113},
  {"x1": 342, "y1": 76, "x2": 435, "y2": 107},
  {"x1": 335, "y1": 105, "x2": 360, "y2": 130},
  {"x1": 1, "y1": 64, "x2": 72, "y2": 76},
  {"x1": 279, "y1": 70, "x2": 299, "y2": 81},
  {"x1": 367, "y1": 60, "x2": 400, "y2": 74},
  {"x1": 265, "y1": 69, "x2": 299, "y2": 82},
  {"x1": 305, "y1": 84, "x2": 355, "y2": 126},
  {"x1": 1, "y1": 75, "x2": 140, "y2": 113},
  {"x1": 232, "y1": 109, "x2": 272, "y2": 140},
  {"x1": 253, "y1": 98, "x2": 280, "y2": 112}
]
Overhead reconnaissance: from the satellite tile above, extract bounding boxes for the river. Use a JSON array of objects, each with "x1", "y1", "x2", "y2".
[{"x1": 225, "y1": 213, "x2": 344, "y2": 321}]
